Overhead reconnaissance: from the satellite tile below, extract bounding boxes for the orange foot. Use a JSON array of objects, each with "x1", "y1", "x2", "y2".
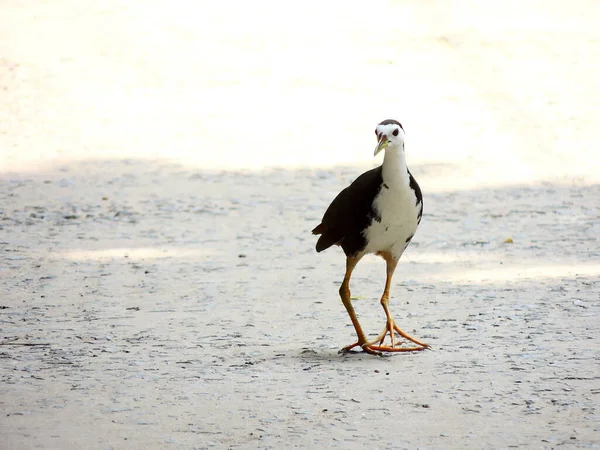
[
  {"x1": 340, "y1": 341, "x2": 428, "y2": 355},
  {"x1": 340, "y1": 323, "x2": 429, "y2": 355}
]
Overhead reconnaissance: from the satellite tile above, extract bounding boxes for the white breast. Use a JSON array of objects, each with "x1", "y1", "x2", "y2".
[{"x1": 363, "y1": 183, "x2": 421, "y2": 258}]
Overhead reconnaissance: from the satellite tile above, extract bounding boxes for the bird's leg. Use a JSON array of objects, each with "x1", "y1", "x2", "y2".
[
  {"x1": 366, "y1": 252, "x2": 429, "y2": 352},
  {"x1": 338, "y1": 255, "x2": 380, "y2": 355},
  {"x1": 367, "y1": 253, "x2": 399, "y2": 348}
]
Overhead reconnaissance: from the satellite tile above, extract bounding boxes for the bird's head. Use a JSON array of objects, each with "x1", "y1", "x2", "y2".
[{"x1": 374, "y1": 119, "x2": 405, "y2": 156}]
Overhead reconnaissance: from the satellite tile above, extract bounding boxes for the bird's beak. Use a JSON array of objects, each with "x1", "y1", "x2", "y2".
[{"x1": 374, "y1": 135, "x2": 389, "y2": 156}]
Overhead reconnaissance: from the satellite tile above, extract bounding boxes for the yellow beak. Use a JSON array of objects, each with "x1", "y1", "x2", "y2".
[{"x1": 374, "y1": 136, "x2": 389, "y2": 156}]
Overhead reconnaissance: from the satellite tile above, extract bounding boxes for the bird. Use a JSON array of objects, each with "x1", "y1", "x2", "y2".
[{"x1": 312, "y1": 119, "x2": 429, "y2": 355}]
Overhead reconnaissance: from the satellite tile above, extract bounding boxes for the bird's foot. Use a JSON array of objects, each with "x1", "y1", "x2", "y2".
[
  {"x1": 340, "y1": 341, "x2": 383, "y2": 355},
  {"x1": 362, "y1": 321, "x2": 429, "y2": 353},
  {"x1": 340, "y1": 337, "x2": 429, "y2": 355},
  {"x1": 339, "y1": 321, "x2": 429, "y2": 355}
]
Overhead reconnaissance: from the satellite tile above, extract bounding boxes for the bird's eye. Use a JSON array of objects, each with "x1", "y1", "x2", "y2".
[{"x1": 392, "y1": 129, "x2": 399, "y2": 137}]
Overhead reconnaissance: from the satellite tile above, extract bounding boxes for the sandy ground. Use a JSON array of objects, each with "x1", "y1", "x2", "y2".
[{"x1": 1, "y1": 1, "x2": 600, "y2": 449}]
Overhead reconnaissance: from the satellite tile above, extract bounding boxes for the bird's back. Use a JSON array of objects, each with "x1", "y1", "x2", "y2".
[{"x1": 312, "y1": 166, "x2": 384, "y2": 256}]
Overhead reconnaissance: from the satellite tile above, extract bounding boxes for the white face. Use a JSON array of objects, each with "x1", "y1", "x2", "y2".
[
  {"x1": 374, "y1": 122, "x2": 405, "y2": 156},
  {"x1": 375, "y1": 123, "x2": 405, "y2": 148}
]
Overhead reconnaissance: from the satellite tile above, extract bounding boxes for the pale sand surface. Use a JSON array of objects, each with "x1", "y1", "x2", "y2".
[{"x1": 1, "y1": 1, "x2": 599, "y2": 449}]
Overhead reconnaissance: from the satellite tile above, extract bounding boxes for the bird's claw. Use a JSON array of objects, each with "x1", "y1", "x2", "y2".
[
  {"x1": 340, "y1": 340, "x2": 428, "y2": 355},
  {"x1": 339, "y1": 342, "x2": 383, "y2": 356}
]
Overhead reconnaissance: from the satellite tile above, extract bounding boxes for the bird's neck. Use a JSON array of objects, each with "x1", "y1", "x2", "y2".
[{"x1": 382, "y1": 146, "x2": 410, "y2": 188}]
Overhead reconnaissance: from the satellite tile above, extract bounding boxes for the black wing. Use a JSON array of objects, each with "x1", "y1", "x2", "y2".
[
  {"x1": 312, "y1": 166, "x2": 383, "y2": 256},
  {"x1": 407, "y1": 168, "x2": 423, "y2": 224}
]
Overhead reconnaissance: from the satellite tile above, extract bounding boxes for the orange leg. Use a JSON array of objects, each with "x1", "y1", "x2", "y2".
[
  {"x1": 338, "y1": 255, "x2": 381, "y2": 355},
  {"x1": 365, "y1": 251, "x2": 429, "y2": 352},
  {"x1": 339, "y1": 253, "x2": 429, "y2": 355}
]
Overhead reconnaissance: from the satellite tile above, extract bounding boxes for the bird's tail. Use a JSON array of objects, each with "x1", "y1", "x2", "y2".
[
  {"x1": 312, "y1": 224, "x2": 339, "y2": 252},
  {"x1": 311, "y1": 224, "x2": 325, "y2": 235}
]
